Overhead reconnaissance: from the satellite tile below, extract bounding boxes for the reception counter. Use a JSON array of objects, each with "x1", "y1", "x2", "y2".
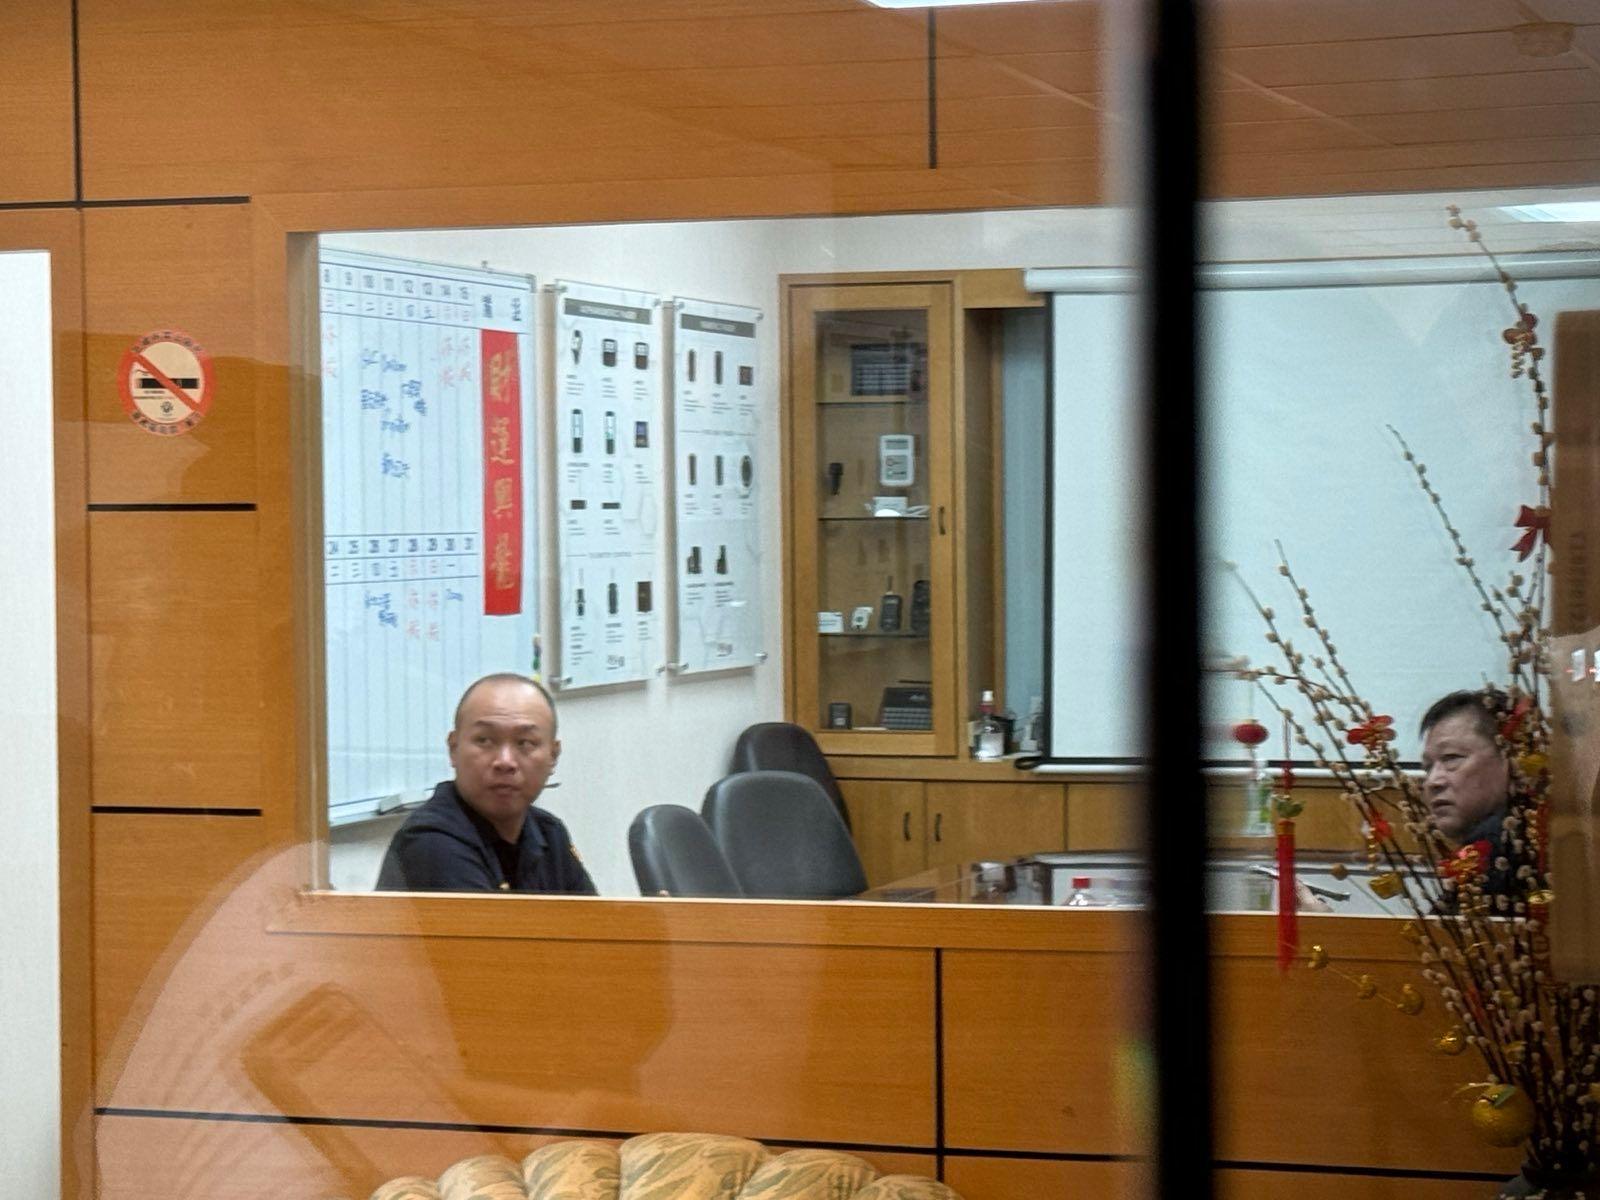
[{"x1": 92, "y1": 836, "x2": 1519, "y2": 1200}]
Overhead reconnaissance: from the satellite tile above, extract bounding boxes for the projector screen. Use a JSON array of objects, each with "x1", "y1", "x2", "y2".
[{"x1": 1045, "y1": 260, "x2": 1599, "y2": 765}]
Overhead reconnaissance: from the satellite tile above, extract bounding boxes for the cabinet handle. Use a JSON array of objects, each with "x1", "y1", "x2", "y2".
[
  {"x1": 933, "y1": 812, "x2": 943, "y2": 842},
  {"x1": 902, "y1": 811, "x2": 911, "y2": 841},
  {"x1": 937, "y1": 505, "x2": 947, "y2": 535}
]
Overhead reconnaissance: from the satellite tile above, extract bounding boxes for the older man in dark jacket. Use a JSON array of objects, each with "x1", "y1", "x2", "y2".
[{"x1": 377, "y1": 673, "x2": 596, "y2": 895}]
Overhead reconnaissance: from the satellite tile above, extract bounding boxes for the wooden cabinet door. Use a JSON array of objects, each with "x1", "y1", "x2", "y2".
[
  {"x1": 840, "y1": 780, "x2": 927, "y2": 888},
  {"x1": 925, "y1": 781, "x2": 1067, "y2": 869}
]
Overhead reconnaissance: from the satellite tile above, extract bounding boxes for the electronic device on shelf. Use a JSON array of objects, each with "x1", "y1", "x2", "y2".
[
  {"x1": 878, "y1": 684, "x2": 932, "y2": 731},
  {"x1": 879, "y1": 434, "x2": 915, "y2": 487},
  {"x1": 910, "y1": 579, "x2": 931, "y2": 635},
  {"x1": 878, "y1": 576, "x2": 902, "y2": 632}
]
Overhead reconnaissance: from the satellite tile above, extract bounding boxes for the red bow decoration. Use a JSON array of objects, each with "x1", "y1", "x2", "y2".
[
  {"x1": 1512, "y1": 505, "x2": 1550, "y2": 561},
  {"x1": 1345, "y1": 715, "x2": 1395, "y2": 749},
  {"x1": 1500, "y1": 695, "x2": 1533, "y2": 741},
  {"x1": 1368, "y1": 815, "x2": 1392, "y2": 843},
  {"x1": 1439, "y1": 839, "x2": 1493, "y2": 883}
]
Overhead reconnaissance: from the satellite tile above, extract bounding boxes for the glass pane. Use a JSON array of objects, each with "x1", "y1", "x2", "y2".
[{"x1": 812, "y1": 307, "x2": 933, "y2": 734}]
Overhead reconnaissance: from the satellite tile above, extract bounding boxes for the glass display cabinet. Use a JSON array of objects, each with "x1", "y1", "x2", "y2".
[{"x1": 786, "y1": 282, "x2": 960, "y2": 756}]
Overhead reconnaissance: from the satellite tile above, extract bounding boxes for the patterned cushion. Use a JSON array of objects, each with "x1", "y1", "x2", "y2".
[
  {"x1": 368, "y1": 1134, "x2": 961, "y2": 1200},
  {"x1": 735, "y1": 1149, "x2": 877, "y2": 1198},
  {"x1": 439, "y1": 1155, "x2": 526, "y2": 1200},
  {"x1": 523, "y1": 1141, "x2": 621, "y2": 1200},
  {"x1": 852, "y1": 1178, "x2": 962, "y2": 1200},
  {"x1": 619, "y1": 1133, "x2": 770, "y2": 1200},
  {"x1": 370, "y1": 1177, "x2": 442, "y2": 1200}
]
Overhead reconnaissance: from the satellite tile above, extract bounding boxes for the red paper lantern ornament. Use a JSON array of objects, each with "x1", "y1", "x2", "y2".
[{"x1": 1233, "y1": 719, "x2": 1269, "y2": 747}]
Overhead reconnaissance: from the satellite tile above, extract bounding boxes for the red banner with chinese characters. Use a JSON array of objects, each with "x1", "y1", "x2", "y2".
[{"x1": 481, "y1": 329, "x2": 522, "y2": 615}]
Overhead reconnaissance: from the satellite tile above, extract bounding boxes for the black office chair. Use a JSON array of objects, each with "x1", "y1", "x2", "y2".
[
  {"x1": 728, "y1": 721, "x2": 851, "y2": 832},
  {"x1": 701, "y1": 771, "x2": 868, "y2": 900},
  {"x1": 628, "y1": 805, "x2": 744, "y2": 898}
]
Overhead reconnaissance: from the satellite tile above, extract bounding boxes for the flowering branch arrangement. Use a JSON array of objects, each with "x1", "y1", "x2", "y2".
[{"x1": 1233, "y1": 208, "x2": 1597, "y2": 1183}]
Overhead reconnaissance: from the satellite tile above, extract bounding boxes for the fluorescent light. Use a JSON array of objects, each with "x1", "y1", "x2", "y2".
[
  {"x1": 866, "y1": 0, "x2": 1048, "y2": 7},
  {"x1": 1501, "y1": 201, "x2": 1600, "y2": 223}
]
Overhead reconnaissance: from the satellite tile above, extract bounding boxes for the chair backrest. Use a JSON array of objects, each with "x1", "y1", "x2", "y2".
[
  {"x1": 701, "y1": 771, "x2": 867, "y2": 900},
  {"x1": 728, "y1": 722, "x2": 850, "y2": 832},
  {"x1": 628, "y1": 805, "x2": 744, "y2": 898}
]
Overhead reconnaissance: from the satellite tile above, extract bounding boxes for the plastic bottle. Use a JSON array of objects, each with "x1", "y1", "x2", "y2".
[{"x1": 974, "y1": 689, "x2": 1005, "y2": 760}]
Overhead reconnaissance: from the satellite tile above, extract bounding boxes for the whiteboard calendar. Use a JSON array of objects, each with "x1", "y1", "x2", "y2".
[{"x1": 318, "y1": 247, "x2": 538, "y2": 826}]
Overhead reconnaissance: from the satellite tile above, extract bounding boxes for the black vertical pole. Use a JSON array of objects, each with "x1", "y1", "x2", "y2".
[{"x1": 1139, "y1": 0, "x2": 1213, "y2": 1197}]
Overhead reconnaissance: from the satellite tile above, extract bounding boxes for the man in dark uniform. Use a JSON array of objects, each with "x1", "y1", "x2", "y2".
[
  {"x1": 1420, "y1": 689, "x2": 1513, "y2": 900},
  {"x1": 377, "y1": 673, "x2": 597, "y2": 895}
]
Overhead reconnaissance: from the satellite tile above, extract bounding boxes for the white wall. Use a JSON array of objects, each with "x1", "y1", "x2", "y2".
[
  {"x1": 324, "y1": 207, "x2": 1107, "y2": 895},
  {"x1": 0, "y1": 250, "x2": 59, "y2": 1196}
]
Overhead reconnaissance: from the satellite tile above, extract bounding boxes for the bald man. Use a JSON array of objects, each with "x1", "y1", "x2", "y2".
[{"x1": 376, "y1": 673, "x2": 596, "y2": 895}]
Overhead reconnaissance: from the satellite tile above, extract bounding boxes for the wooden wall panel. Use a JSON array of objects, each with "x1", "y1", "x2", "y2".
[
  {"x1": 942, "y1": 949, "x2": 1142, "y2": 1156},
  {"x1": 83, "y1": 205, "x2": 257, "y2": 504},
  {"x1": 1215, "y1": 1168, "x2": 1499, "y2": 1199},
  {"x1": 96, "y1": 848, "x2": 937, "y2": 1148},
  {"x1": 97, "y1": 1119, "x2": 602, "y2": 1200},
  {"x1": 0, "y1": 0, "x2": 76, "y2": 203},
  {"x1": 944, "y1": 1155, "x2": 1135, "y2": 1200},
  {"x1": 944, "y1": 944, "x2": 1522, "y2": 1177},
  {"x1": 96, "y1": 1115, "x2": 935, "y2": 1200},
  {"x1": 1212, "y1": 952, "x2": 1517, "y2": 1177},
  {"x1": 93, "y1": 812, "x2": 276, "y2": 1092},
  {"x1": 76, "y1": 1, "x2": 942, "y2": 202},
  {"x1": 89, "y1": 511, "x2": 262, "y2": 810}
]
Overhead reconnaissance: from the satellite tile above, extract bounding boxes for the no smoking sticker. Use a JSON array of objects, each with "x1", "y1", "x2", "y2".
[{"x1": 117, "y1": 330, "x2": 214, "y2": 436}]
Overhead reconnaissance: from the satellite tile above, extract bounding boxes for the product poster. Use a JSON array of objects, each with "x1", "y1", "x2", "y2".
[
  {"x1": 552, "y1": 281, "x2": 662, "y2": 690},
  {"x1": 669, "y1": 299, "x2": 765, "y2": 673}
]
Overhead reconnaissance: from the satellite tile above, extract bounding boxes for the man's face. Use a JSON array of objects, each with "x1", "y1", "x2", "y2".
[
  {"x1": 1421, "y1": 711, "x2": 1509, "y2": 842},
  {"x1": 447, "y1": 679, "x2": 561, "y2": 839}
]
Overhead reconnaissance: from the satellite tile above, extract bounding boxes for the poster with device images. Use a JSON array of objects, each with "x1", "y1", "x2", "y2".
[
  {"x1": 553, "y1": 280, "x2": 662, "y2": 690},
  {"x1": 669, "y1": 298, "x2": 765, "y2": 674}
]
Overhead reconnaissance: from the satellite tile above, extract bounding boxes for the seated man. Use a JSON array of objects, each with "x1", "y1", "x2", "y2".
[
  {"x1": 376, "y1": 673, "x2": 597, "y2": 895},
  {"x1": 1419, "y1": 688, "x2": 1513, "y2": 896}
]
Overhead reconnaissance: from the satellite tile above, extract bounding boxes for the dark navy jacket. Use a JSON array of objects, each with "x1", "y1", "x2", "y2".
[{"x1": 375, "y1": 781, "x2": 597, "y2": 895}]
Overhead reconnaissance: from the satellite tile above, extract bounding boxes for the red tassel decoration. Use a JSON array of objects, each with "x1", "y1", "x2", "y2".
[
  {"x1": 1275, "y1": 716, "x2": 1297, "y2": 973},
  {"x1": 1277, "y1": 816, "x2": 1298, "y2": 973}
]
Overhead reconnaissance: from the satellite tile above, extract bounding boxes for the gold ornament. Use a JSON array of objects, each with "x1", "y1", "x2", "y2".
[
  {"x1": 1470, "y1": 1085, "x2": 1535, "y2": 1147},
  {"x1": 1355, "y1": 974, "x2": 1378, "y2": 1000},
  {"x1": 1398, "y1": 985, "x2": 1424, "y2": 1015},
  {"x1": 1399, "y1": 920, "x2": 1423, "y2": 944},
  {"x1": 1329, "y1": 863, "x2": 1349, "y2": 881},
  {"x1": 1516, "y1": 752, "x2": 1547, "y2": 777},
  {"x1": 1505, "y1": 1041, "x2": 1527, "y2": 1065},
  {"x1": 1306, "y1": 945, "x2": 1329, "y2": 970},
  {"x1": 1434, "y1": 1028, "x2": 1467, "y2": 1056},
  {"x1": 1369, "y1": 872, "x2": 1403, "y2": 899}
]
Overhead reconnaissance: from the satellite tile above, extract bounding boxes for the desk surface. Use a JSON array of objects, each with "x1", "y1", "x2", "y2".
[{"x1": 860, "y1": 849, "x2": 1409, "y2": 916}]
